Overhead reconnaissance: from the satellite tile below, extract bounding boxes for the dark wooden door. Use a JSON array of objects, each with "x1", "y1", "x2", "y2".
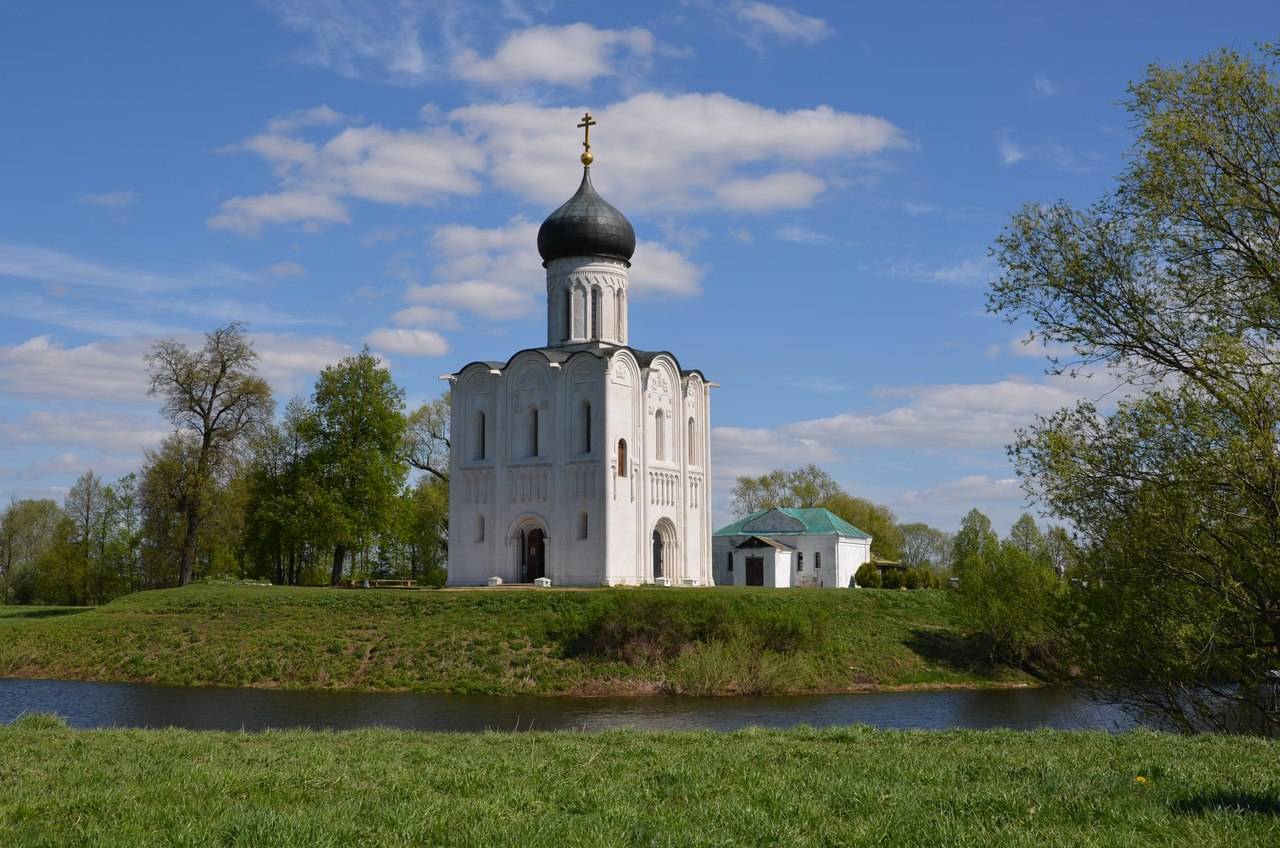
[
  {"x1": 745, "y1": 556, "x2": 765, "y2": 587},
  {"x1": 524, "y1": 529, "x2": 546, "y2": 582}
]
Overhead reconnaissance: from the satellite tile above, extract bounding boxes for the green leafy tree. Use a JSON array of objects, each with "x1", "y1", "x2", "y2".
[
  {"x1": 952, "y1": 508, "x2": 998, "y2": 567},
  {"x1": 146, "y1": 323, "x2": 273, "y2": 585},
  {"x1": 405, "y1": 392, "x2": 451, "y2": 483},
  {"x1": 308, "y1": 349, "x2": 408, "y2": 586},
  {"x1": 1006, "y1": 513, "x2": 1045, "y2": 562},
  {"x1": 898, "y1": 522, "x2": 953, "y2": 572},
  {"x1": 989, "y1": 44, "x2": 1280, "y2": 729},
  {"x1": 955, "y1": 540, "x2": 1062, "y2": 666},
  {"x1": 822, "y1": 493, "x2": 903, "y2": 560},
  {"x1": 0, "y1": 499, "x2": 64, "y2": 603}
]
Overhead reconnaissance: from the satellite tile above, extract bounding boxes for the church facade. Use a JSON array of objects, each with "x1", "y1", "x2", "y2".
[{"x1": 445, "y1": 119, "x2": 714, "y2": 586}]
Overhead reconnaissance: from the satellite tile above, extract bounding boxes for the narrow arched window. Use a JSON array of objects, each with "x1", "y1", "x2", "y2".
[
  {"x1": 590, "y1": 287, "x2": 601, "y2": 340},
  {"x1": 615, "y1": 290, "x2": 624, "y2": 340},
  {"x1": 564, "y1": 290, "x2": 573, "y2": 343},
  {"x1": 578, "y1": 511, "x2": 589, "y2": 539},
  {"x1": 581, "y1": 401, "x2": 592, "y2": 454},
  {"x1": 815, "y1": 552, "x2": 822, "y2": 569},
  {"x1": 687, "y1": 416, "x2": 696, "y2": 464},
  {"x1": 572, "y1": 286, "x2": 586, "y2": 338},
  {"x1": 529, "y1": 407, "x2": 539, "y2": 457},
  {"x1": 476, "y1": 411, "x2": 486, "y2": 460},
  {"x1": 617, "y1": 439, "x2": 628, "y2": 476},
  {"x1": 477, "y1": 514, "x2": 485, "y2": 542},
  {"x1": 655, "y1": 410, "x2": 666, "y2": 461}
]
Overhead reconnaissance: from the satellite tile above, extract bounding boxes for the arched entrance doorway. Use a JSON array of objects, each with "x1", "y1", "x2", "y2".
[
  {"x1": 651, "y1": 519, "x2": 677, "y2": 582},
  {"x1": 521, "y1": 527, "x2": 546, "y2": 582},
  {"x1": 652, "y1": 528, "x2": 664, "y2": 580}
]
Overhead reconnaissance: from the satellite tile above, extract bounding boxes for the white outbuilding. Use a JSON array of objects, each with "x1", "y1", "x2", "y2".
[{"x1": 712, "y1": 508, "x2": 873, "y2": 588}]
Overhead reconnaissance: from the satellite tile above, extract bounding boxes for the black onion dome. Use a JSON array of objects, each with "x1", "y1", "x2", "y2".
[{"x1": 537, "y1": 168, "x2": 636, "y2": 264}]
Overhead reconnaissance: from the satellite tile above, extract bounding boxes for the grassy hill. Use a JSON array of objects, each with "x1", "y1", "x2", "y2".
[
  {"x1": 0, "y1": 584, "x2": 1029, "y2": 695},
  {"x1": 4, "y1": 716, "x2": 1279, "y2": 847}
]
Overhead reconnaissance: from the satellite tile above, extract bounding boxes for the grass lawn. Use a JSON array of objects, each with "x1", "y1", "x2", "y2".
[
  {"x1": 0, "y1": 584, "x2": 1026, "y2": 695},
  {"x1": 1, "y1": 716, "x2": 1277, "y2": 847}
]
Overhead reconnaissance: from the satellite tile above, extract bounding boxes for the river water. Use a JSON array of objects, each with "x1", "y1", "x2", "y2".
[{"x1": 0, "y1": 678, "x2": 1144, "y2": 733}]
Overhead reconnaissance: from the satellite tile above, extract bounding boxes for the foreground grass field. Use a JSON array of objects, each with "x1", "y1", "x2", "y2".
[
  {"x1": 0, "y1": 584, "x2": 1025, "y2": 694},
  {"x1": 2, "y1": 716, "x2": 1277, "y2": 847}
]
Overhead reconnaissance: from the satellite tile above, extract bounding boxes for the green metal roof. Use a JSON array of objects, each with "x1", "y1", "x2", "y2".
[{"x1": 714, "y1": 507, "x2": 871, "y2": 540}]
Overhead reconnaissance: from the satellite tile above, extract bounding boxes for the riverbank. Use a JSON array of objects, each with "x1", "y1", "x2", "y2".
[
  {"x1": 0, "y1": 584, "x2": 1029, "y2": 695},
  {"x1": 3, "y1": 716, "x2": 1278, "y2": 847}
]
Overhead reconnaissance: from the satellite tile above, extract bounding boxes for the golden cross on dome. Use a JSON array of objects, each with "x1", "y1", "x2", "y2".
[{"x1": 577, "y1": 111, "x2": 596, "y2": 165}]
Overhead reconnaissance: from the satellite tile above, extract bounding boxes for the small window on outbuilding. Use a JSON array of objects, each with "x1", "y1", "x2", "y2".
[
  {"x1": 726, "y1": 551, "x2": 733, "y2": 573},
  {"x1": 797, "y1": 552, "x2": 804, "y2": 572}
]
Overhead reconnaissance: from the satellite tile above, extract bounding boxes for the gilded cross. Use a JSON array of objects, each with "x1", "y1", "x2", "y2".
[{"x1": 577, "y1": 112, "x2": 596, "y2": 164}]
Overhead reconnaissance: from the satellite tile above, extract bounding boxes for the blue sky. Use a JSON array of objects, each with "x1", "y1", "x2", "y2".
[{"x1": 0, "y1": 1, "x2": 1272, "y2": 533}]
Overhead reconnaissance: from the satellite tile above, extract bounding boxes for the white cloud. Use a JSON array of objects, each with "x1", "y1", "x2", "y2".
[
  {"x1": 456, "y1": 93, "x2": 907, "y2": 214},
  {"x1": 80, "y1": 189, "x2": 138, "y2": 208},
  {"x1": 716, "y1": 171, "x2": 826, "y2": 212},
  {"x1": 0, "y1": 336, "x2": 152, "y2": 401},
  {"x1": 451, "y1": 24, "x2": 654, "y2": 87},
  {"x1": 729, "y1": 228, "x2": 755, "y2": 244},
  {"x1": 266, "y1": 104, "x2": 349, "y2": 133},
  {"x1": 216, "y1": 92, "x2": 906, "y2": 234},
  {"x1": 392, "y1": 305, "x2": 460, "y2": 329},
  {"x1": 782, "y1": 378, "x2": 1084, "y2": 450},
  {"x1": 0, "y1": 411, "x2": 169, "y2": 454},
  {"x1": 262, "y1": 0, "x2": 442, "y2": 84},
  {"x1": 1032, "y1": 74, "x2": 1058, "y2": 97},
  {"x1": 0, "y1": 241, "x2": 257, "y2": 293},
  {"x1": 732, "y1": 2, "x2": 833, "y2": 44},
  {"x1": 874, "y1": 256, "x2": 995, "y2": 286},
  {"x1": 775, "y1": 224, "x2": 831, "y2": 245},
  {"x1": 407, "y1": 280, "x2": 536, "y2": 320},
  {"x1": 405, "y1": 216, "x2": 701, "y2": 320},
  {"x1": 712, "y1": 425, "x2": 840, "y2": 481},
  {"x1": 900, "y1": 474, "x2": 1023, "y2": 507},
  {"x1": 364, "y1": 327, "x2": 450, "y2": 357},
  {"x1": 630, "y1": 242, "x2": 704, "y2": 297},
  {"x1": 0, "y1": 334, "x2": 353, "y2": 402},
  {"x1": 999, "y1": 138, "x2": 1026, "y2": 165},
  {"x1": 210, "y1": 120, "x2": 485, "y2": 235},
  {"x1": 208, "y1": 191, "x2": 350, "y2": 236},
  {"x1": 265, "y1": 261, "x2": 307, "y2": 279}
]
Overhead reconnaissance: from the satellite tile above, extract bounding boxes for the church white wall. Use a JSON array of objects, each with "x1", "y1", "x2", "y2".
[{"x1": 838, "y1": 538, "x2": 872, "y2": 588}]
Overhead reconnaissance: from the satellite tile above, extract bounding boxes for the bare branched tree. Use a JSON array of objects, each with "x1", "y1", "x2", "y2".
[{"x1": 145, "y1": 322, "x2": 273, "y2": 585}]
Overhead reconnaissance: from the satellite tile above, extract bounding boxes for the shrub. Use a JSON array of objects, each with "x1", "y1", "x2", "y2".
[
  {"x1": 881, "y1": 568, "x2": 904, "y2": 590},
  {"x1": 855, "y1": 563, "x2": 881, "y2": 588},
  {"x1": 566, "y1": 591, "x2": 824, "y2": 666},
  {"x1": 904, "y1": 569, "x2": 923, "y2": 590},
  {"x1": 420, "y1": 565, "x2": 447, "y2": 589}
]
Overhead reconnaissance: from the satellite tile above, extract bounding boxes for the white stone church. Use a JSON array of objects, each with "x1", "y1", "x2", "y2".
[{"x1": 445, "y1": 119, "x2": 713, "y2": 586}]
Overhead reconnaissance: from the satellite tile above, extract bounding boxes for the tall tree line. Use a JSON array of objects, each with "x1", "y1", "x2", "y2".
[{"x1": 0, "y1": 325, "x2": 451, "y2": 605}]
